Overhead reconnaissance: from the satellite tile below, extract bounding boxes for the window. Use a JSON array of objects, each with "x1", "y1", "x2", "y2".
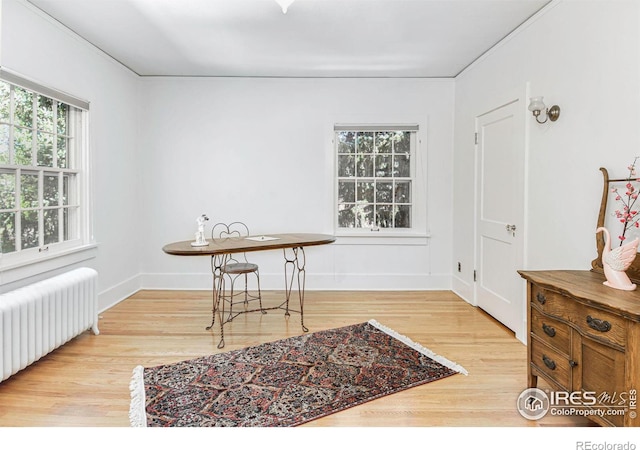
[
  {"x1": 0, "y1": 70, "x2": 91, "y2": 270},
  {"x1": 335, "y1": 124, "x2": 420, "y2": 234}
]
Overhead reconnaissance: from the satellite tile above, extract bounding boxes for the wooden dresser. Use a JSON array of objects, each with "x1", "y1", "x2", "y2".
[{"x1": 519, "y1": 270, "x2": 639, "y2": 427}]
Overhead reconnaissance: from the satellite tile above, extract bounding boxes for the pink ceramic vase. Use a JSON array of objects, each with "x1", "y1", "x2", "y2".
[{"x1": 596, "y1": 226, "x2": 639, "y2": 291}]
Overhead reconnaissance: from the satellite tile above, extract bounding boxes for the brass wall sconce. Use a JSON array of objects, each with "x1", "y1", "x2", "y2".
[{"x1": 528, "y1": 96, "x2": 560, "y2": 124}]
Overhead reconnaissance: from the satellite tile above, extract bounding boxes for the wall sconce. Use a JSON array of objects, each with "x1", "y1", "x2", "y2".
[{"x1": 528, "y1": 96, "x2": 560, "y2": 124}]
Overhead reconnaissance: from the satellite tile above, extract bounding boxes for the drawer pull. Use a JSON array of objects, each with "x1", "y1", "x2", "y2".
[
  {"x1": 542, "y1": 323, "x2": 556, "y2": 337},
  {"x1": 586, "y1": 315, "x2": 611, "y2": 333},
  {"x1": 536, "y1": 292, "x2": 547, "y2": 305},
  {"x1": 569, "y1": 360, "x2": 578, "y2": 368},
  {"x1": 542, "y1": 355, "x2": 556, "y2": 370}
]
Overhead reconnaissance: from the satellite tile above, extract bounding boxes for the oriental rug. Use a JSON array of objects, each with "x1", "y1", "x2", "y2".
[{"x1": 129, "y1": 319, "x2": 467, "y2": 427}]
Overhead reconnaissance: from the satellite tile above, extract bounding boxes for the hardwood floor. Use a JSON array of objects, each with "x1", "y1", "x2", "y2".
[{"x1": 0, "y1": 289, "x2": 593, "y2": 429}]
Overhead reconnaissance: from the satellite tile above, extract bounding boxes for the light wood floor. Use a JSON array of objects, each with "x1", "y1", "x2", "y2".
[{"x1": 0, "y1": 289, "x2": 593, "y2": 428}]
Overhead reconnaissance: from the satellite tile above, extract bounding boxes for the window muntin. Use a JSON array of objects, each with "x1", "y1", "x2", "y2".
[
  {"x1": 0, "y1": 76, "x2": 84, "y2": 258},
  {"x1": 336, "y1": 127, "x2": 416, "y2": 231}
]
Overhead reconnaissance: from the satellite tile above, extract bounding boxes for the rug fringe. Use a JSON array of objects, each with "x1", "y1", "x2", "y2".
[
  {"x1": 129, "y1": 365, "x2": 148, "y2": 427},
  {"x1": 367, "y1": 319, "x2": 468, "y2": 376}
]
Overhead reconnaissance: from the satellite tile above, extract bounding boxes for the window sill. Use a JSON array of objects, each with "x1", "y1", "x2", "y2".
[
  {"x1": 0, "y1": 243, "x2": 98, "y2": 287},
  {"x1": 334, "y1": 233, "x2": 430, "y2": 246}
]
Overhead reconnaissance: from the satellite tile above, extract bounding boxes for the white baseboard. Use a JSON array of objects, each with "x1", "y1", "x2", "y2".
[
  {"x1": 140, "y1": 272, "x2": 452, "y2": 291},
  {"x1": 451, "y1": 274, "x2": 475, "y2": 306},
  {"x1": 310, "y1": 273, "x2": 451, "y2": 290},
  {"x1": 97, "y1": 272, "x2": 453, "y2": 313},
  {"x1": 97, "y1": 273, "x2": 141, "y2": 313}
]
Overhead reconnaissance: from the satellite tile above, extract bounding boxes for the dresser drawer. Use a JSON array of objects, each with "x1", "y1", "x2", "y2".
[
  {"x1": 531, "y1": 285, "x2": 627, "y2": 348},
  {"x1": 531, "y1": 284, "x2": 562, "y2": 310},
  {"x1": 521, "y1": 270, "x2": 640, "y2": 426},
  {"x1": 530, "y1": 338, "x2": 571, "y2": 390},
  {"x1": 530, "y1": 307, "x2": 571, "y2": 354},
  {"x1": 573, "y1": 304, "x2": 627, "y2": 348}
]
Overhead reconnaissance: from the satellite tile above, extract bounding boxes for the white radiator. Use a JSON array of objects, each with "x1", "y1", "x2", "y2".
[{"x1": 0, "y1": 267, "x2": 99, "y2": 383}]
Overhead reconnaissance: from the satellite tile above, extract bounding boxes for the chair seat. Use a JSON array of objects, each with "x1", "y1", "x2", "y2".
[{"x1": 222, "y1": 262, "x2": 259, "y2": 274}]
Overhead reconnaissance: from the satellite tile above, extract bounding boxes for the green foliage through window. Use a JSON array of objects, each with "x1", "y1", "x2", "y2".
[
  {"x1": 0, "y1": 79, "x2": 80, "y2": 255},
  {"x1": 336, "y1": 129, "x2": 414, "y2": 230}
]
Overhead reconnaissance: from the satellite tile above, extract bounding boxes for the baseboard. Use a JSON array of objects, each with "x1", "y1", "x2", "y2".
[
  {"x1": 97, "y1": 273, "x2": 142, "y2": 313},
  {"x1": 311, "y1": 272, "x2": 451, "y2": 290},
  {"x1": 140, "y1": 272, "x2": 452, "y2": 291},
  {"x1": 97, "y1": 272, "x2": 453, "y2": 313},
  {"x1": 451, "y1": 274, "x2": 475, "y2": 306}
]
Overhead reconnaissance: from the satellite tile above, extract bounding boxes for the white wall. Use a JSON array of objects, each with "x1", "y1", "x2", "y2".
[
  {"x1": 452, "y1": 0, "x2": 640, "y2": 301},
  {"x1": 0, "y1": 0, "x2": 142, "y2": 310},
  {"x1": 0, "y1": 1, "x2": 456, "y2": 306},
  {"x1": 5, "y1": 0, "x2": 633, "y2": 313},
  {"x1": 138, "y1": 77, "x2": 455, "y2": 291}
]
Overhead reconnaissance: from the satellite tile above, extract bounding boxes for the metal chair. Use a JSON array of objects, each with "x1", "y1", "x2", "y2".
[{"x1": 211, "y1": 222, "x2": 265, "y2": 323}]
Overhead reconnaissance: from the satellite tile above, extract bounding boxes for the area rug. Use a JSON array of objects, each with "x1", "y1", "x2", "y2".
[{"x1": 129, "y1": 319, "x2": 467, "y2": 427}]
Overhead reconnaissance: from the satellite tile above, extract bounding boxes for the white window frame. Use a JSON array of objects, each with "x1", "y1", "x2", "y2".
[
  {"x1": 333, "y1": 123, "x2": 428, "y2": 243},
  {"x1": 0, "y1": 69, "x2": 95, "y2": 284}
]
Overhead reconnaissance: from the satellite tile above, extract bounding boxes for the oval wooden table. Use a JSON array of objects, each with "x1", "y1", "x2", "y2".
[{"x1": 163, "y1": 233, "x2": 336, "y2": 348}]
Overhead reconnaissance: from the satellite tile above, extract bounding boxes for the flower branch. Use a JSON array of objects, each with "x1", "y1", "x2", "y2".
[{"x1": 611, "y1": 156, "x2": 640, "y2": 246}]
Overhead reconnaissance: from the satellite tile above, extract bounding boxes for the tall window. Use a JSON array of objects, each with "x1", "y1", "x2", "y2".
[
  {"x1": 0, "y1": 71, "x2": 89, "y2": 264},
  {"x1": 335, "y1": 125, "x2": 418, "y2": 232}
]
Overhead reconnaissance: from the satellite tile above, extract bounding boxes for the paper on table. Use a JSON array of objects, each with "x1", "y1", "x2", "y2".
[{"x1": 245, "y1": 235, "x2": 280, "y2": 242}]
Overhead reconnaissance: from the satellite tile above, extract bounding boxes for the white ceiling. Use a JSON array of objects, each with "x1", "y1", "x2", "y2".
[{"x1": 26, "y1": 0, "x2": 551, "y2": 78}]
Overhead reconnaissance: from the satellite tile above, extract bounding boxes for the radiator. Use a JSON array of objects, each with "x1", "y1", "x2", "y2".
[{"x1": 0, "y1": 267, "x2": 100, "y2": 383}]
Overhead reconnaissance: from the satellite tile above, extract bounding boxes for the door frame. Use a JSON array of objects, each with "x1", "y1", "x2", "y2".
[{"x1": 473, "y1": 84, "x2": 531, "y2": 343}]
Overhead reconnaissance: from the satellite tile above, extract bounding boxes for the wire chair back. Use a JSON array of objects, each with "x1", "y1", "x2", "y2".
[{"x1": 211, "y1": 221, "x2": 252, "y2": 265}]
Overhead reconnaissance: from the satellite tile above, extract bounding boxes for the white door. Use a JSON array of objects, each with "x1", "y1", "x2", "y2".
[{"x1": 475, "y1": 99, "x2": 525, "y2": 340}]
